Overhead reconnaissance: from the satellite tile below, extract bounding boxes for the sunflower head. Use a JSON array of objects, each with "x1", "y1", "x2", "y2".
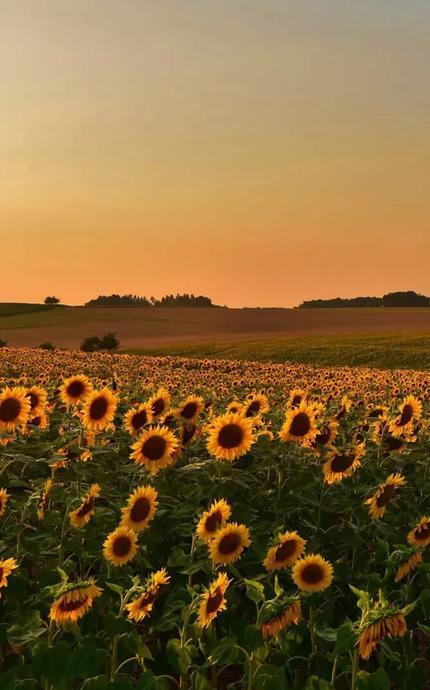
[
  {"x1": 365, "y1": 473, "x2": 405, "y2": 519},
  {"x1": 0, "y1": 557, "x2": 17, "y2": 588},
  {"x1": 292, "y1": 554, "x2": 333, "y2": 593},
  {"x1": 196, "y1": 499, "x2": 232, "y2": 542},
  {"x1": 49, "y1": 578, "x2": 102, "y2": 625},
  {"x1": 209, "y1": 522, "x2": 251, "y2": 564},
  {"x1": 408, "y1": 516, "x2": 430, "y2": 548},
  {"x1": 60, "y1": 375, "x2": 93, "y2": 406},
  {"x1": 131, "y1": 425, "x2": 179, "y2": 474},
  {"x1": 103, "y1": 526, "x2": 138, "y2": 566},
  {"x1": 323, "y1": 444, "x2": 364, "y2": 485},
  {"x1": 207, "y1": 413, "x2": 255, "y2": 461},
  {"x1": 279, "y1": 401, "x2": 320, "y2": 447},
  {"x1": 149, "y1": 388, "x2": 170, "y2": 418},
  {"x1": 263, "y1": 530, "x2": 307, "y2": 571},
  {"x1": 176, "y1": 395, "x2": 205, "y2": 423},
  {"x1": 0, "y1": 387, "x2": 31, "y2": 432},
  {"x1": 124, "y1": 403, "x2": 153, "y2": 436},
  {"x1": 121, "y1": 485, "x2": 158, "y2": 531},
  {"x1": 260, "y1": 594, "x2": 301, "y2": 639},
  {"x1": 0, "y1": 488, "x2": 10, "y2": 518},
  {"x1": 82, "y1": 388, "x2": 118, "y2": 432},
  {"x1": 197, "y1": 572, "x2": 231, "y2": 628}
]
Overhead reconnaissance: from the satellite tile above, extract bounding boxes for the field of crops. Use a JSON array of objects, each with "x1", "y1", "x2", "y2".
[{"x1": 0, "y1": 348, "x2": 429, "y2": 690}]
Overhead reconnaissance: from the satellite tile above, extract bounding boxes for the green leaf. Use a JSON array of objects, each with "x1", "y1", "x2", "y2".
[
  {"x1": 7, "y1": 611, "x2": 46, "y2": 647},
  {"x1": 105, "y1": 582, "x2": 123, "y2": 595},
  {"x1": 244, "y1": 578, "x2": 265, "y2": 603},
  {"x1": 369, "y1": 667, "x2": 390, "y2": 690},
  {"x1": 254, "y1": 664, "x2": 288, "y2": 690},
  {"x1": 335, "y1": 622, "x2": 356, "y2": 654},
  {"x1": 166, "y1": 639, "x2": 191, "y2": 675}
]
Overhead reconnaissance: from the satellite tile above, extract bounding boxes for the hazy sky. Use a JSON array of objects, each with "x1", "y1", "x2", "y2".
[{"x1": 1, "y1": 0, "x2": 429, "y2": 307}]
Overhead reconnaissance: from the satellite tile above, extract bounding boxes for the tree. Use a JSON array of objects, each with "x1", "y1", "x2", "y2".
[
  {"x1": 44, "y1": 296, "x2": 60, "y2": 305},
  {"x1": 39, "y1": 342, "x2": 55, "y2": 350},
  {"x1": 80, "y1": 336, "x2": 102, "y2": 353},
  {"x1": 100, "y1": 332, "x2": 120, "y2": 351},
  {"x1": 0, "y1": 337, "x2": 6, "y2": 348}
]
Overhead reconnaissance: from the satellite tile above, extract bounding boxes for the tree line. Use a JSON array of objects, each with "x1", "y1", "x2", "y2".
[
  {"x1": 297, "y1": 291, "x2": 429, "y2": 308},
  {"x1": 84, "y1": 293, "x2": 215, "y2": 308}
]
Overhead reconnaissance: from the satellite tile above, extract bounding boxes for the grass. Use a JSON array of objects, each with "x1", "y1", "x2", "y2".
[
  {"x1": 124, "y1": 333, "x2": 430, "y2": 369},
  {"x1": 0, "y1": 303, "x2": 64, "y2": 318}
]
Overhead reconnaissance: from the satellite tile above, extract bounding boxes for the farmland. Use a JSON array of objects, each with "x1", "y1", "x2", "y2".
[{"x1": 0, "y1": 347, "x2": 429, "y2": 689}]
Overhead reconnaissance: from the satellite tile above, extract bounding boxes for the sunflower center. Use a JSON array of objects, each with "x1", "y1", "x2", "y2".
[
  {"x1": 369, "y1": 408, "x2": 384, "y2": 418},
  {"x1": 132, "y1": 410, "x2": 147, "y2": 430},
  {"x1": 376, "y1": 484, "x2": 395, "y2": 507},
  {"x1": 315, "y1": 428, "x2": 330, "y2": 445},
  {"x1": 0, "y1": 397, "x2": 21, "y2": 422},
  {"x1": 205, "y1": 510, "x2": 222, "y2": 533},
  {"x1": 218, "y1": 424, "x2": 244, "y2": 449},
  {"x1": 218, "y1": 532, "x2": 241, "y2": 555},
  {"x1": 331, "y1": 454, "x2": 354, "y2": 473},
  {"x1": 27, "y1": 392, "x2": 39, "y2": 409},
  {"x1": 182, "y1": 425, "x2": 196, "y2": 445},
  {"x1": 31, "y1": 416, "x2": 42, "y2": 427},
  {"x1": 59, "y1": 596, "x2": 88, "y2": 612},
  {"x1": 138, "y1": 588, "x2": 158, "y2": 609},
  {"x1": 300, "y1": 563, "x2": 324, "y2": 584},
  {"x1": 291, "y1": 395, "x2": 302, "y2": 407},
  {"x1": 113, "y1": 535, "x2": 132, "y2": 557},
  {"x1": 152, "y1": 398, "x2": 165, "y2": 416},
  {"x1": 89, "y1": 396, "x2": 109, "y2": 420},
  {"x1": 181, "y1": 402, "x2": 198, "y2": 419},
  {"x1": 275, "y1": 539, "x2": 297, "y2": 561},
  {"x1": 415, "y1": 523, "x2": 430, "y2": 541},
  {"x1": 130, "y1": 497, "x2": 151, "y2": 522},
  {"x1": 398, "y1": 404, "x2": 413, "y2": 426},
  {"x1": 385, "y1": 436, "x2": 404, "y2": 451},
  {"x1": 142, "y1": 435, "x2": 167, "y2": 461},
  {"x1": 290, "y1": 413, "x2": 311, "y2": 437},
  {"x1": 67, "y1": 380, "x2": 85, "y2": 397},
  {"x1": 77, "y1": 497, "x2": 94, "y2": 518},
  {"x1": 245, "y1": 400, "x2": 260, "y2": 417},
  {"x1": 206, "y1": 587, "x2": 223, "y2": 614}
]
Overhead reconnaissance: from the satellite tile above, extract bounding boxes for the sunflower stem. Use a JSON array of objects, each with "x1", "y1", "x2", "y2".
[{"x1": 351, "y1": 647, "x2": 359, "y2": 690}]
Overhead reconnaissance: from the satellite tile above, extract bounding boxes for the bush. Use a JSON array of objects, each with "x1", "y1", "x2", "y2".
[
  {"x1": 100, "y1": 332, "x2": 120, "y2": 351},
  {"x1": 44, "y1": 296, "x2": 60, "y2": 305},
  {"x1": 80, "y1": 336, "x2": 102, "y2": 353},
  {"x1": 0, "y1": 337, "x2": 6, "y2": 348},
  {"x1": 39, "y1": 342, "x2": 55, "y2": 351}
]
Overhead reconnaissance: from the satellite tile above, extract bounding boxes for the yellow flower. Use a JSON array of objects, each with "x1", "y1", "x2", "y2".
[
  {"x1": 394, "y1": 551, "x2": 423, "y2": 583},
  {"x1": 121, "y1": 485, "x2": 158, "y2": 532},
  {"x1": 279, "y1": 401, "x2": 320, "y2": 447},
  {"x1": 0, "y1": 557, "x2": 17, "y2": 588},
  {"x1": 261, "y1": 597, "x2": 301, "y2": 639},
  {"x1": 389, "y1": 395, "x2": 422, "y2": 437},
  {"x1": 263, "y1": 531, "x2": 306, "y2": 571},
  {"x1": 176, "y1": 395, "x2": 205, "y2": 423},
  {"x1": 50, "y1": 579, "x2": 102, "y2": 625},
  {"x1": 131, "y1": 425, "x2": 179, "y2": 474},
  {"x1": 197, "y1": 572, "x2": 230, "y2": 628},
  {"x1": 365, "y1": 473, "x2": 405, "y2": 519},
  {"x1": 207, "y1": 413, "x2": 255, "y2": 461},
  {"x1": 0, "y1": 488, "x2": 10, "y2": 518},
  {"x1": 407, "y1": 516, "x2": 430, "y2": 548},
  {"x1": 0, "y1": 387, "x2": 31, "y2": 432},
  {"x1": 123, "y1": 403, "x2": 153, "y2": 436},
  {"x1": 358, "y1": 612, "x2": 407, "y2": 660},
  {"x1": 292, "y1": 554, "x2": 333, "y2": 593},
  {"x1": 209, "y1": 523, "x2": 251, "y2": 565},
  {"x1": 243, "y1": 393, "x2": 269, "y2": 418},
  {"x1": 69, "y1": 484, "x2": 100, "y2": 528},
  {"x1": 103, "y1": 526, "x2": 138, "y2": 566},
  {"x1": 82, "y1": 388, "x2": 118, "y2": 432},
  {"x1": 126, "y1": 569, "x2": 170, "y2": 622},
  {"x1": 196, "y1": 499, "x2": 232, "y2": 542},
  {"x1": 26, "y1": 385, "x2": 48, "y2": 418},
  {"x1": 60, "y1": 375, "x2": 93, "y2": 406},
  {"x1": 323, "y1": 444, "x2": 364, "y2": 485},
  {"x1": 149, "y1": 388, "x2": 170, "y2": 419}
]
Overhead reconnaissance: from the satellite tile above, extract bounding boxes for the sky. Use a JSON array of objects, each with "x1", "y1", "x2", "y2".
[{"x1": 1, "y1": 0, "x2": 429, "y2": 307}]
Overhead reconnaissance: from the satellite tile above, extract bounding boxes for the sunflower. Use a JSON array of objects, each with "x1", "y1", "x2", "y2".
[
  {"x1": 196, "y1": 499, "x2": 232, "y2": 542},
  {"x1": 0, "y1": 557, "x2": 17, "y2": 588},
  {"x1": 103, "y1": 526, "x2": 138, "y2": 566},
  {"x1": 365, "y1": 473, "x2": 405, "y2": 519},
  {"x1": 279, "y1": 401, "x2": 320, "y2": 447},
  {"x1": 206, "y1": 413, "x2": 255, "y2": 461},
  {"x1": 367, "y1": 405, "x2": 388, "y2": 421},
  {"x1": 176, "y1": 396, "x2": 205, "y2": 423},
  {"x1": 149, "y1": 388, "x2": 170, "y2": 419},
  {"x1": 82, "y1": 388, "x2": 118, "y2": 432},
  {"x1": 243, "y1": 393, "x2": 269, "y2": 418},
  {"x1": 131, "y1": 425, "x2": 179, "y2": 474},
  {"x1": 263, "y1": 530, "x2": 307, "y2": 571},
  {"x1": 26, "y1": 385, "x2": 47, "y2": 418},
  {"x1": 408, "y1": 516, "x2": 430, "y2": 548},
  {"x1": 198, "y1": 572, "x2": 230, "y2": 628},
  {"x1": 336, "y1": 395, "x2": 352, "y2": 419},
  {"x1": 394, "y1": 551, "x2": 423, "y2": 583},
  {"x1": 209, "y1": 523, "x2": 251, "y2": 565},
  {"x1": 287, "y1": 388, "x2": 307, "y2": 408},
  {"x1": 69, "y1": 484, "x2": 100, "y2": 528},
  {"x1": 126, "y1": 568, "x2": 170, "y2": 622},
  {"x1": 260, "y1": 595, "x2": 301, "y2": 639},
  {"x1": 0, "y1": 387, "x2": 31, "y2": 432},
  {"x1": 389, "y1": 395, "x2": 422, "y2": 437},
  {"x1": 29, "y1": 413, "x2": 49, "y2": 430},
  {"x1": 358, "y1": 610, "x2": 407, "y2": 660},
  {"x1": 121, "y1": 485, "x2": 158, "y2": 532},
  {"x1": 60, "y1": 375, "x2": 93, "y2": 406},
  {"x1": 50, "y1": 579, "x2": 102, "y2": 625},
  {"x1": 292, "y1": 554, "x2": 333, "y2": 593},
  {"x1": 226, "y1": 401, "x2": 243, "y2": 415},
  {"x1": 0, "y1": 488, "x2": 9, "y2": 518},
  {"x1": 322, "y1": 444, "x2": 364, "y2": 485},
  {"x1": 180, "y1": 423, "x2": 198, "y2": 447},
  {"x1": 312, "y1": 420, "x2": 339, "y2": 448},
  {"x1": 123, "y1": 403, "x2": 153, "y2": 436},
  {"x1": 37, "y1": 478, "x2": 53, "y2": 521}
]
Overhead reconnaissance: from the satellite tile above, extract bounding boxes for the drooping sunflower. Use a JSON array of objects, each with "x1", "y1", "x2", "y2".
[
  {"x1": 82, "y1": 388, "x2": 118, "y2": 432},
  {"x1": 131, "y1": 425, "x2": 179, "y2": 474},
  {"x1": 149, "y1": 388, "x2": 170, "y2": 419},
  {"x1": 358, "y1": 605, "x2": 408, "y2": 660},
  {"x1": 123, "y1": 403, "x2": 153, "y2": 436},
  {"x1": 0, "y1": 488, "x2": 9, "y2": 518},
  {"x1": 407, "y1": 516, "x2": 430, "y2": 548},
  {"x1": 26, "y1": 385, "x2": 48, "y2": 418},
  {"x1": 0, "y1": 387, "x2": 31, "y2": 432},
  {"x1": 322, "y1": 444, "x2": 364, "y2": 485},
  {"x1": 365, "y1": 473, "x2": 406, "y2": 519},
  {"x1": 37, "y1": 478, "x2": 53, "y2": 521},
  {"x1": 0, "y1": 557, "x2": 17, "y2": 588},
  {"x1": 394, "y1": 551, "x2": 423, "y2": 583},
  {"x1": 206, "y1": 413, "x2": 255, "y2": 461},
  {"x1": 209, "y1": 523, "x2": 251, "y2": 565},
  {"x1": 126, "y1": 569, "x2": 170, "y2": 622},
  {"x1": 176, "y1": 396, "x2": 205, "y2": 423},
  {"x1": 260, "y1": 595, "x2": 301, "y2": 639},
  {"x1": 121, "y1": 485, "x2": 158, "y2": 532},
  {"x1": 60, "y1": 375, "x2": 93, "y2": 407},
  {"x1": 292, "y1": 554, "x2": 333, "y2": 593},
  {"x1": 50, "y1": 579, "x2": 102, "y2": 625},
  {"x1": 103, "y1": 526, "x2": 138, "y2": 566},
  {"x1": 196, "y1": 499, "x2": 232, "y2": 542},
  {"x1": 198, "y1": 572, "x2": 230, "y2": 628},
  {"x1": 243, "y1": 393, "x2": 269, "y2": 418},
  {"x1": 279, "y1": 401, "x2": 320, "y2": 447},
  {"x1": 389, "y1": 395, "x2": 422, "y2": 437},
  {"x1": 263, "y1": 530, "x2": 307, "y2": 571},
  {"x1": 69, "y1": 484, "x2": 100, "y2": 528}
]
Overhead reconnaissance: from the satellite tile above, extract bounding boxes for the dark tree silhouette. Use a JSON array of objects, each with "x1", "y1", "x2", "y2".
[{"x1": 44, "y1": 296, "x2": 60, "y2": 305}]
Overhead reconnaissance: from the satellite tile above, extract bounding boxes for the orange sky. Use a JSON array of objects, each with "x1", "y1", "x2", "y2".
[{"x1": 1, "y1": 1, "x2": 429, "y2": 307}]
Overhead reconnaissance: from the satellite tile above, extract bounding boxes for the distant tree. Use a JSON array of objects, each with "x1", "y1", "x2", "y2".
[
  {"x1": 44, "y1": 296, "x2": 60, "y2": 305},
  {"x1": 80, "y1": 336, "x2": 102, "y2": 353},
  {"x1": 39, "y1": 342, "x2": 55, "y2": 351},
  {"x1": 100, "y1": 332, "x2": 120, "y2": 351},
  {"x1": 0, "y1": 337, "x2": 6, "y2": 348},
  {"x1": 84, "y1": 293, "x2": 215, "y2": 307},
  {"x1": 382, "y1": 291, "x2": 429, "y2": 307}
]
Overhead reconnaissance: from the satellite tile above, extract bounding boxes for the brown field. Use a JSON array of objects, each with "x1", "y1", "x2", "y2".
[{"x1": 0, "y1": 305, "x2": 429, "y2": 349}]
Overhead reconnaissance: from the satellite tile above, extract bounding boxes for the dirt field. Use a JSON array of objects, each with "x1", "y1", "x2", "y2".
[{"x1": 0, "y1": 305, "x2": 429, "y2": 350}]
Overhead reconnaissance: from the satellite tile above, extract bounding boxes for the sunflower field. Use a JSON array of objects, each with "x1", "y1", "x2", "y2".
[{"x1": 0, "y1": 347, "x2": 429, "y2": 690}]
